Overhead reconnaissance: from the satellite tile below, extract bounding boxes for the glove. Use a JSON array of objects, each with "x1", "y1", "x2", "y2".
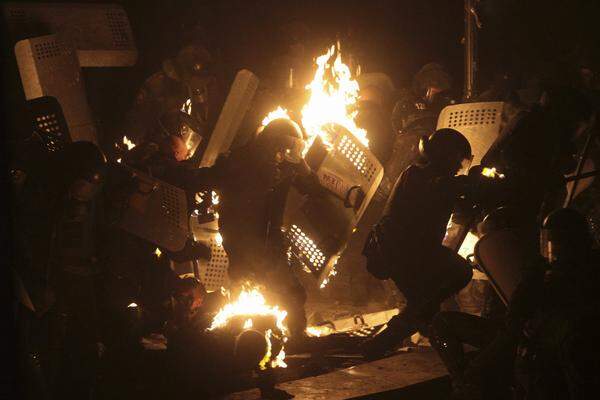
[{"x1": 166, "y1": 238, "x2": 211, "y2": 262}]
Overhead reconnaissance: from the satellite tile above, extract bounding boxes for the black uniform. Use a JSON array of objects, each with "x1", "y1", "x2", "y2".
[
  {"x1": 362, "y1": 164, "x2": 472, "y2": 356},
  {"x1": 431, "y1": 250, "x2": 600, "y2": 400}
]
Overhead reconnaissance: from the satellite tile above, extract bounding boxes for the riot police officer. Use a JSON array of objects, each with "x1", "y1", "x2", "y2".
[
  {"x1": 361, "y1": 128, "x2": 474, "y2": 359},
  {"x1": 16, "y1": 141, "x2": 107, "y2": 399},
  {"x1": 121, "y1": 44, "x2": 220, "y2": 146},
  {"x1": 211, "y1": 118, "x2": 312, "y2": 338},
  {"x1": 430, "y1": 208, "x2": 600, "y2": 399},
  {"x1": 381, "y1": 63, "x2": 457, "y2": 199}
]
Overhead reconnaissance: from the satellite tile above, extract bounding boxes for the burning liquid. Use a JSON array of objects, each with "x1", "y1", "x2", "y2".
[
  {"x1": 301, "y1": 42, "x2": 368, "y2": 154},
  {"x1": 262, "y1": 42, "x2": 368, "y2": 157},
  {"x1": 208, "y1": 283, "x2": 288, "y2": 369}
]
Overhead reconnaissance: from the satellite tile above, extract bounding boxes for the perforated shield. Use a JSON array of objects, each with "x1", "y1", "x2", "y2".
[
  {"x1": 15, "y1": 34, "x2": 98, "y2": 143},
  {"x1": 27, "y1": 96, "x2": 70, "y2": 153},
  {"x1": 4, "y1": 3, "x2": 137, "y2": 67},
  {"x1": 284, "y1": 130, "x2": 384, "y2": 286},
  {"x1": 436, "y1": 102, "x2": 504, "y2": 165},
  {"x1": 116, "y1": 166, "x2": 189, "y2": 252},
  {"x1": 190, "y1": 217, "x2": 229, "y2": 291}
]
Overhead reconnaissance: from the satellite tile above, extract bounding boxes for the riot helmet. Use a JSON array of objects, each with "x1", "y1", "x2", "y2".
[
  {"x1": 158, "y1": 111, "x2": 205, "y2": 160},
  {"x1": 257, "y1": 118, "x2": 305, "y2": 165},
  {"x1": 413, "y1": 63, "x2": 452, "y2": 103},
  {"x1": 233, "y1": 329, "x2": 269, "y2": 370},
  {"x1": 419, "y1": 128, "x2": 473, "y2": 175},
  {"x1": 540, "y1": 208, "x2": 593, "y2": 263}
]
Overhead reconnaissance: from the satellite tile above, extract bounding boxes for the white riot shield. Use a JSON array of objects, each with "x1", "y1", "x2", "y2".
[
  {"x1": 437, "y1": 102, "x2": 504, "y2": 166},
  {"x1": 189, "y1": 216, "x2": 229, "y2": 292},
  {"x1": 284, "y1": 127, "x2": 384, "y2": 287},
  {"x1": 115, "y1": 166, "x2": 189, "y2": 252},
  {"x1": 4, "y1": 3, "x2": 137, "y2": 67},
  {"x1": 199, "y1": 69, "x2": 259, "y2": 167},
  {"x1": 15, "y1": 34, "x2": 98, "y2": 144}
]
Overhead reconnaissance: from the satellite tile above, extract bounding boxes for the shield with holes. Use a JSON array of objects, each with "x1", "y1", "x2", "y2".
[
  {"x1": 27, "y1": 96, "x2": 71, "y2": 153},
  {"x1": 112, "y1": 165, "x2": 189, "y2": 252},
  {"x1": 436, "y1": 101, "x2": 504, "y2": 166},
  {"x1": 189, "y1": 216, "x2": 229, "y2": 292},
  {"x1": 283, "y1": 126, "x2": 384, "y2": 287},
  {"x1": 15, "y1": 34, "x2": 98, "y2": 143}
]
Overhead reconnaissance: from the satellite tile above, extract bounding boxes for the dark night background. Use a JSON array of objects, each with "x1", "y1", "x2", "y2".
[
  {"x1": 2, "y1": 0, "x2": 600, "y2": 396},
  {"x1": 3, "y1": 0, "x2": 600, "y2": 139}
]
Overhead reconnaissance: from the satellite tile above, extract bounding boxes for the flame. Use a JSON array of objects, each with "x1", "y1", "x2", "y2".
[
  {"x1": 123, "y1": 136, "x2": 136, "y2": 151},
  {"x1": 181, "y1": 98, "x2": 192, "y2": 116},
  {"x1": 301, "y1": 42, "x2": 368, "y2": 154},
  {"x1": 481, "y1": 167, "x2": 505, "y2": 179},
  {"x1": 215, "y1": 232, "x2": 223, "y2": 247},
  {"x1": 154, "y1": 248, "x2": 162, "y2": 258},
  {"x1": 261, "y1": 106, "x2": 291, "y2": 127},
  {"x1": 306, "y1": 325, "x2": 334, "y2": 337},
  {"x1": 211, "y1": 190, "x2": 220, "y2": 205},
  {"x1": 208, "y1": 283, "x2": 288, "y2": 369}
]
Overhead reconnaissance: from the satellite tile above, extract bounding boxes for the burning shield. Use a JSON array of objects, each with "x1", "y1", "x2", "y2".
[{"x1": 283, "y1": 125, "x2": 383, "y2": 287}]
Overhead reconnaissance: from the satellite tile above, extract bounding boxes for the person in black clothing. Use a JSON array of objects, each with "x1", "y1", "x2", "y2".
[
  {"x1": 481, "y1": 87, "x2": 594, "y2": 257},
  {"x1": 15, "y1": 142, "x2": 107, "y2": 399},
  {"x1": 430, "y1": 208, "x2": 600, "y2": 400},
  {"x1": 382, "y1": 63, "x2": 457, "y2": 199},
  {"x1": 360, "y1": 128, "x2": 474, "y2": 359}
]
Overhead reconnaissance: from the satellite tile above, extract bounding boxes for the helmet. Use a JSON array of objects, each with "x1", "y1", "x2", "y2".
[
  {"x1": 257, "y1": 118, "x2": 305, "y2": 164},
  {"x1": 541, "y1": 208, "x2": 592, "y2": 262},
  {"x1": 158, "y1": 111, "x2": 205, "y2": 160},
  {"x1": 174, "y1": 45, "x2": 212, "y2": 78},
  {"x1": 233, "y1": 329, "x2": 268, "y2": 370},
  {"x1": 419, "y1": 128, "x2": 473, "y2": 172},
  {"x1": 413, "y1": 63, "x2": 452, "y2": 98},
  {"x1": 479, "y1": 207, "x2": 519, "y2": 236}
]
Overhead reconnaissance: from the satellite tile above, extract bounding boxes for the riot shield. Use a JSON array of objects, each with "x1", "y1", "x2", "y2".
[
  {"x1": 437, "y1": 101, "x2": 504, "y2": 166},
  {"x1": 474, "y1": 229, "x2": 525, "y2": 304},
  {"x1": 15, "y1": 34, "x2": 98, "y2": 143},
  {"x1": 27, "y1": 96, "x2": 71, "y2": 153},
  {"x1": 198, "y1": 69, "x2": 259, "y2": 167},
  {"x1": 189, "y1": 216, "x2": 229, "y2": 292},
  {"x1": 284, "y1": 126, "x2": 384, "y2": 287},
  {"x1": 111, "y1": 164, "x2": 189, "y2": 252}
]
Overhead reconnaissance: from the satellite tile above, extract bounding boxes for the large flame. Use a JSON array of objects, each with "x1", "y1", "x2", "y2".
[
  {"x1": 301, "y1": 42, "x2": 368, "y2": 153},
  {"x1": 208, "y1": 283, "x2": 288, "y2": 369}
]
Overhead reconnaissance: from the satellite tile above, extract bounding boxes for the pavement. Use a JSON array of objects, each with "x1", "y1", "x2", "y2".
[{"x1": 224, "y1": 348, "x2": 449, "y2": 400}]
